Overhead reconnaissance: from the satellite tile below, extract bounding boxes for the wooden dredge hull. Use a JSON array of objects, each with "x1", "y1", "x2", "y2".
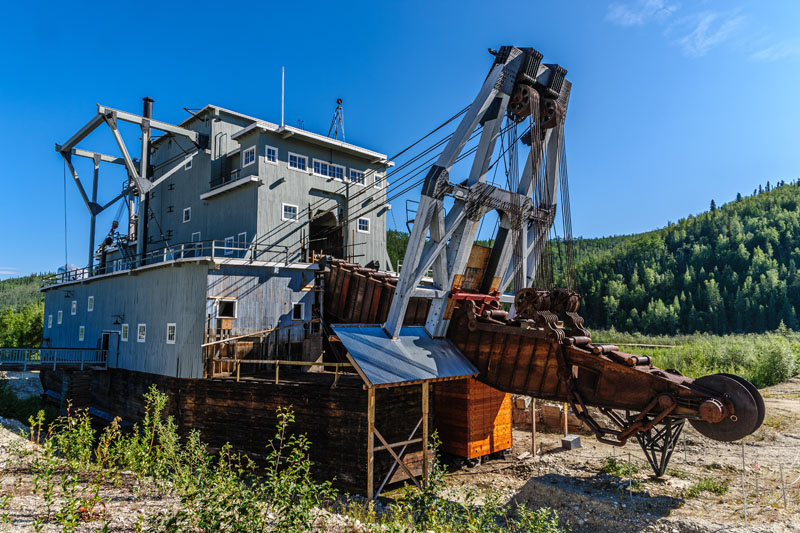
[
  {"x1": 39, "y1": 367, "x2": 427, "y2": 492},
  {"x1": 447, "y1": 306, "x2": 687, "y2": 413}
]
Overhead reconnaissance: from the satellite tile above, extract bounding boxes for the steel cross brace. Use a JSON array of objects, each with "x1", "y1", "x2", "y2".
[
  {"x1": 384, "y1": 46, "x2": 570, "y2": 339},
  {"x1": 383, "y1": 53, "x2": 515, "y2": 339}
]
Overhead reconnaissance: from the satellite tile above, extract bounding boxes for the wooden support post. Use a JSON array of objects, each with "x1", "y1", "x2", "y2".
[
  {"x1": 563, "y1": 402, "x2": 569, "y2": 436},
  {"x1": 367, "y1": 387, "x2": 375, "y2": 499},
  {"x1": 531, "y1": 397, "x2": 537, "y2": 456},
  {"x1": 422, "y1": 382, "x2": 429, "y2": 485}
]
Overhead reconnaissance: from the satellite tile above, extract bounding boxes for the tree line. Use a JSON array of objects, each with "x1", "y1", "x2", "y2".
[
  {"x1": 0, "y1": 273, "x2": 45, "y2": 347},
  {"x1": 573, "y1": 180, "x2": 800, "y2": 334}
]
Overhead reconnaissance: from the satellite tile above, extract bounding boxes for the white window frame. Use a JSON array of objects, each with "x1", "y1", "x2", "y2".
[
  {"x1": 48, "y1": 315, "x2": 52, "y2": 329},
  {"x1": 357, "y1": 217, "x2": 370, "y2": 234},
  {"x1": 183, "y1": 207, "x2": 191, "y2": 223},
  {"x1": 71, "y1": 300, "x2": 77, "y2": 315},
  {"x1": 224, "y1": 236, "x2": 234, "y2": 256},
  {"x1": 282, "y1": 203, "x2": 299, "y2": 222},
  {"x1": 264, "y1": 145, "x2": 278, "y2": 165},
  {"x1": 166, "y1": 323, "x2": 177, "y2": 344},
  {"x1": 374, "y1": 173, "x2": 384, "y2": 189},
  {"x1": 216, "y1": 299, "x2": 238, "y2": 319},
  {"x1": 312, "y1": 159, "x2": 345, "y2": 181},
  {"x1": 237, "y1": 232, "x2": 247, "y2": 253},
  {"x1": 185, "y1": 158, "x2": 193, "y2": 170},
  {"x1": 57, "y1": 310, "x2": 63, "y2": 324},
  {"x1": 121, "y1": 323, "x2": 129, "y2": 342},
  {"x1": 288, "y1": 152, "x2": 307, "y2": 171},
  {"x1": 79, "y1": 326, "x2": 85, "y2": 342},
  {"x1": 242, "y1": 146, "x2": 256, "y2": 168},
  {"x1": 349, "y1": 168, "x2": 366, "y2": 186},
  {"x1": 137, "y1": 323, "x2": 146, "y2": 343},
  {"x1": 292, "y1": 302, "x2": 305, "y2": 321},
  {"x1": 87, "y1": 296, "x2": 94, "y2": 312}
]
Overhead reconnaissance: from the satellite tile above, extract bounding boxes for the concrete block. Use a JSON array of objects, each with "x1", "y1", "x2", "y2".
[
  {"x1": 561, "y1": 434, "x2": 581, "y2": 450},
  {"x1": 514, "y1": 396, "x2": 531, "y2": 409}
]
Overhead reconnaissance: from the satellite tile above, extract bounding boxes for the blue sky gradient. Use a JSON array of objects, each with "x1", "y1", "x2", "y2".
[{"x1": 1, "y1": 0, "x2": 799, "y2": 278}]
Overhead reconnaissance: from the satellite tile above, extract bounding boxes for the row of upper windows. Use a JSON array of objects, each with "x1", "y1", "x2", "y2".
[
  {"x1": 179, "y1": 145, "x2": 384, "y2": 190},
  {"x1": 119, "y1": 323, "x2": 177, "y2": 344},
  {"x1": 280, "y1": 203, "x2": 370, "y2": 233},
  {"x1": 49, "y1": 322, "x2": 177, "y2": 344},
  {"x1": 238, "y1": 144, "x2": 384, "y2": 189},
  {"x1": 48, "y1": 296, "x2": 95, "y2": 327}
]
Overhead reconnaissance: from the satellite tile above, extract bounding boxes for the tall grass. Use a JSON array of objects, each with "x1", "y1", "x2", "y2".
[{"x1": 592, "y1": 328, "x2": 800, "y2": 388}]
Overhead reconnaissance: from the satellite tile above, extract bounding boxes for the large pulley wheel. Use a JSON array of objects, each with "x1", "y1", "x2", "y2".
[
  {"x1": 718, "y1": 373, "x2": 765, "y2": 432},
  {"x1": 689, "y1": 374, "x2": 762, "y2": 442}
]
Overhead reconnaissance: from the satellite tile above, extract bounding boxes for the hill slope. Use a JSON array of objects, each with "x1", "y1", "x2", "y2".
[
  {"x1": 0, "y1": 274, "x2": 46, "y2": 347},
  {"x1": 0, "y1": 273, "x2": 46, "y2": 310},
  {"x1": 575, "y1": 181, "x2": 800, "y2": 334}
]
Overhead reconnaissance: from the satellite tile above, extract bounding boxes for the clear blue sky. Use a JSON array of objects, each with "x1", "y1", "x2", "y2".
[{"x1": 1, "y1": 0, "x2": 799, "y2": 279}]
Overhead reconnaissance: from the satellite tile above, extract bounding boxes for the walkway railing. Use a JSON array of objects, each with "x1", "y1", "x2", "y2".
[
  {"x1": 41, "y1": 239, "x2": 293, "y2": 287},
  {"x1": 0, "y1": 348, "x2": 107, "y2": 371}
]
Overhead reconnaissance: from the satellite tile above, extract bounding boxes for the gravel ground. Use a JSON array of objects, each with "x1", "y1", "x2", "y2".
[{"x1": 439, "y1": 376, "x2": 800, "y2": 532}]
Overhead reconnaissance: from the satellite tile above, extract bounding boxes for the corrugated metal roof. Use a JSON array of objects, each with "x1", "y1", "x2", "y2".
[{"x1": 331, "y1": 325, "x2": 478, "y2": 387}]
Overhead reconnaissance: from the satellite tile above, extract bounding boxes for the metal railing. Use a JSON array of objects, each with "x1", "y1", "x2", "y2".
[
  {"x1": 209, "y1": 168, "x2": 240, "y2": 190},
  {"x1": 41, "y1": 240, "x2": 292, "y2": 287},
  {"x1": 0, "y1": 348, "x2": 107, "y2": 371}
]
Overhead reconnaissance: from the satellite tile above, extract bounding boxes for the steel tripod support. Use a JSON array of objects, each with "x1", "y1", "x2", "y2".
[{"x1": 635, "y1": 417, "x2": 685, "y2": 477}]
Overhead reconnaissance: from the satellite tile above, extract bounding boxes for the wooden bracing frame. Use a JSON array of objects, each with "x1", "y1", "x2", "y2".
[{"x1": 366, "y1": 382, "x2": 430, "y2": 499}]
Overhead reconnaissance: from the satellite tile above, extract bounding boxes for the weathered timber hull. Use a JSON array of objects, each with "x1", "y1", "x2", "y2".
[
  {"x1": 447, "y1": 309, "x2": 689, "y2": 412},
  {"x1": 40, "y1": 367, "x2": 427, "y2": 492}
]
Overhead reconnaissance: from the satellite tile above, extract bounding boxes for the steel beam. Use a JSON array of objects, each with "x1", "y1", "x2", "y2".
[
  {"x1": 64, "y1": 147, "x2": 129, "y2": 166},
  {"x1": 97, "y1": 104, "x2": 201, "y2": 145},
  {"x1": 58, "y1": 151, "x2": 92, "y2": 213},
  {"x1": 103, "y1": 113, "x2": 150, "y2": 195},
  {"x1": 88, "y1": 155, "x2": 100, "y2": 275},
  {"x1": 57, "y1": 114, "x2": 104, "y2": 154},
  {"x1": 149, "y1": 151, "x2": 197, "y2": 190}
]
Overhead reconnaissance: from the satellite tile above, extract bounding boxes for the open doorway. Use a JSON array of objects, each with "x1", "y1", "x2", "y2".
[{"x1": 309, "y1": 211, "x2": 344, "y2": 259}]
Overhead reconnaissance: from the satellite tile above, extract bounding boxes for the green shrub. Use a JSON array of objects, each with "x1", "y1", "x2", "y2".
[
  {"x1": 600, "y1": 456, "x2": 639, "y2": 477},
  {"x1": 685, "y1": 477, "x2": 728, "y2": 498}
]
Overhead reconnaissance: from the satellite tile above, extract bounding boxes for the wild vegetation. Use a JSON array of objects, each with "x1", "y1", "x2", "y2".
[
  {"x1": 0, "y1": 273, "x2": 46, "y2": 348},
  {"x1": 5, "y1": 386, "x2": 564, "y2": 532},
  {"x1": 593, "y1": 328, "x2": 800, "y2": 388}
]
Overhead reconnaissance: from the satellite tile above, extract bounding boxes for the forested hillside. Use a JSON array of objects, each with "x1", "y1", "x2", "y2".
[
  {"x1": 0, "y1": 273, "x2": 46, "y2": 347},
  {"x1": 576, "y1": 181, "x2": 800, "y2": 334}
]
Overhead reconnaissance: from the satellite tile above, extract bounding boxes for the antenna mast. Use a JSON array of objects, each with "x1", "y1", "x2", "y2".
[{"x1": 328, "y1": 98, "x2": 345, "y2": 141}]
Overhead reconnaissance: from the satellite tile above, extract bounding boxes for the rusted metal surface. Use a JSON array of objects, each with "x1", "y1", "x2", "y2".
[
  {"x1": 444, "y1": 291, "x2": 765, "y2": 475},
  {"x1": 323, "y1": 258, "x2": 430, "y2": 325}
]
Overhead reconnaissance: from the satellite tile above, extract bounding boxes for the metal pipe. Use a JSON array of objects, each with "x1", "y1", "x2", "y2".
[
  {"x1": 138, "y1": 97, "x2": 154, "y2": 266},
  {"x1": 88, "y1": 155, "x2": 100, "y2": 276}
]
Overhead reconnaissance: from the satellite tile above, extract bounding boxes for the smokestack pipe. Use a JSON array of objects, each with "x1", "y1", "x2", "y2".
[{"x1": 139, "y1": 96, "x2": 154, "y2": 265}]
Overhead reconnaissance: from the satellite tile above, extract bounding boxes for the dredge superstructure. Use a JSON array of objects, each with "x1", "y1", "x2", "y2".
[{"x1": 18, "y1": 45, "x2": 764, "y2": 498}]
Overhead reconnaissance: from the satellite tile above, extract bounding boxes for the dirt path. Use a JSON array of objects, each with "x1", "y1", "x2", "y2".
[{"x1": 443, "y1": 376, "x2": 800, "y2": 532}]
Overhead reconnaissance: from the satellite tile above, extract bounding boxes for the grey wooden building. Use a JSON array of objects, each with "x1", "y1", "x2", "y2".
[{"x1": 44, "y1": 102, "x2": 394, "y2": 379}]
